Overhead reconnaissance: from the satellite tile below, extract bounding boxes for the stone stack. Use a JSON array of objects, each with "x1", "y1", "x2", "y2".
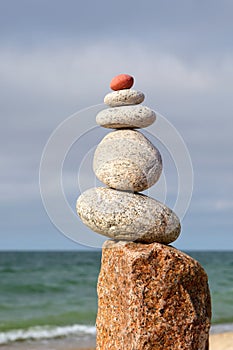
[
  {"x1": 76, "y1": 74, "x2": 211, "y2": 350},
  {"x1": 77, "y1": 74, "x2": 181, "y2": 244}
]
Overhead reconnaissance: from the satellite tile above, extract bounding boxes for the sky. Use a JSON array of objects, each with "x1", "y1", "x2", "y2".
[{"x1": 0, "y1": 0, "x2": 233, "y2": 250}]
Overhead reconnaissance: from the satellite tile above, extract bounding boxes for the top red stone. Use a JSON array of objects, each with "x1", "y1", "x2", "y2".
[{"x1": 110, "y1": 74, "x2": 134, "y2": 91}]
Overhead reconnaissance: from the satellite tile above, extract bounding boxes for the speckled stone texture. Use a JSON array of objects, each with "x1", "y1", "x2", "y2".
[
  {"x1": 93, "y1": 129, "x2": 162, "y2": 192},
  {"x1": 96, "y1": 105, "x2": 156, "y2": 129},
  {"x1": 96, "y1": 241, "x2": 211, "y2": 350},
  {"x1": 104, "y1": 89, "x2": 145, "y2": 107},
  {"x1": 76, "y1": 187, "x2": 181, "y2": 244}
]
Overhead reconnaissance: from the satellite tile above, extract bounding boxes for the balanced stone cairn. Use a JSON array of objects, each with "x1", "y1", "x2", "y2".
[{"x1": 76, "y1": 74, "x2": 211, "y2": 350}]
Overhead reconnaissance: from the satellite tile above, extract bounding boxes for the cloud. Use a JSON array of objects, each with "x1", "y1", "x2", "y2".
[
  {"x1": 190, "y1": 198, "x2": 233, "y2": 213},
  {"x1": 1, "y1": 41, "x2": 232, "y2": 187},
  {"x1": 1, "y1": 0, "x2": 233, "y2": 58},
  {"x1": 0, "y1": 39, "x2": 232, "y2": 250},
  {"x1": 214, "y1": 199, "x2": 233, "y2": 212},
  {"x1": 1, "y1": 41, "x2": 232, "y2": 125},
  {"x1": 0, "y1": 1, "x2": 233, "y2": 249}
]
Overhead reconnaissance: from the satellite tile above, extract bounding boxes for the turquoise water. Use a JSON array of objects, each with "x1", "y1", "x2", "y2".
[
  {"x1": 188, "y1": 251, "x2": 233, "y2": 325},
  {"x1": 0, "y1": 251, "x2": 232, "y2": 344}
]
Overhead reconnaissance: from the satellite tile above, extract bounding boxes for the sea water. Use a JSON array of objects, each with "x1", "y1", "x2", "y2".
[{"x1": 0, "y1": 251, "x2": 232, "y2": 345}]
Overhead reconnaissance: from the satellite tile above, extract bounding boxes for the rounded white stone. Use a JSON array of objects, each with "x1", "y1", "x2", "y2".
[
  {"x1": 104, "y1": 89, "x2": 145, "y2": 107},
  {"x1": 76, "y1": 187, "x2": 181, "y2": 244},
  {"x1": 96, "y1": 105, "x2": 156, "y2": 129},
  {"x1": 93, "y1": 129, "x2": 162, "y2": 192}
]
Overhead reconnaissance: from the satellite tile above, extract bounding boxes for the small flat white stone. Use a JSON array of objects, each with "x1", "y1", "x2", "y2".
[
  {"x1": 104, "y1": 89, "x2": 145, "y2": 107},
  {"x1": 93, "y1": 129, "x2": 162, "y2": 192},
  {"x1": 96, "y1": 105, "x2": 156, "y2": 129},
  {"x1": 76, "y1": 187, "x2": 181, "y2": 244}
]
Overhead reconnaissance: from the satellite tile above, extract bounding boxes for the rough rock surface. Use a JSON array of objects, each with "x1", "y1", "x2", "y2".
[
  {"x1": 104, "y1": 89, "x2": 145, "y2": 107},
  {"x1": 96, "y1": 105, "x2": 156, "y2": 129},
  {"x1": 96, "y1": 240, "x2": 211, "y2": 350},
  {"x1": 93, "y1": 129, "x2": 162, "y2": 192},
  {"x1": 76, "y1": 187, "x2": 181, "y2": 244}
]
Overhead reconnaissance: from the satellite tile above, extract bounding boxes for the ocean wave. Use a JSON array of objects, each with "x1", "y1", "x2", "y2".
[
  {"x1": 1, "y1": 322, "x2": 233, "y2": 344},
  {"x1": 210, "y1": 323, "x2": 233, "y2": 334},
  {"x1": 0, "y1": 324, "x2": 96, "y2": 344}
]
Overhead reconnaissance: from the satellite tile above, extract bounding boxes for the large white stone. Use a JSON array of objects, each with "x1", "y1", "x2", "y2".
[
  {"x1": 104, "y1": 89, "x2": 145, "y2": 107},
  {"x1": 96, "y1": 105, "x2": 156, "y2": 129},
  {"x1": 76, "y1": 187, "x2": 181, "y2": 244},
  {"x1": 93, "y1": 129, "x2": 162, "y2": 192}
]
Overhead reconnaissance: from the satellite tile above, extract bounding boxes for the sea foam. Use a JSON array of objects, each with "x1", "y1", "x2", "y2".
[{"x1": 0, "y1": 324, "x2": 96, "y2": 344}]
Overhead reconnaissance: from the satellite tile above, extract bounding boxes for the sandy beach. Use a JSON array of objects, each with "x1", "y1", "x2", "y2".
[
  {"x1": 79, "y1": 333, "x2": 233, "y2": 350},
  {"x1": 78, "y1": 332, "x2": 233, "y2": 350},
  {"x1": 0, "y1": 332, "x2": 232, "y2": 350},
  {"x1": 209, "y1": 332, "x2": 233, "y2": 350},
  {"x1": 80, "y1": 332, "x2": 233, "y2": 350}
]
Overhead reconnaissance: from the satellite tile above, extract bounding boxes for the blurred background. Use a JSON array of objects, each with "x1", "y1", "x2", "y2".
[
  {"x1": 0, "y1": 1, "x2": 233, "y2": 348},
  {"x1": 0, "y1": 0, "x2": 232, "y2": 250}
]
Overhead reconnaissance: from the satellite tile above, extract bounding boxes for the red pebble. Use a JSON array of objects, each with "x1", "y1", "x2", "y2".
[{"x1": 110, "y1": 74, "x2": 134, "y2": 91}]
